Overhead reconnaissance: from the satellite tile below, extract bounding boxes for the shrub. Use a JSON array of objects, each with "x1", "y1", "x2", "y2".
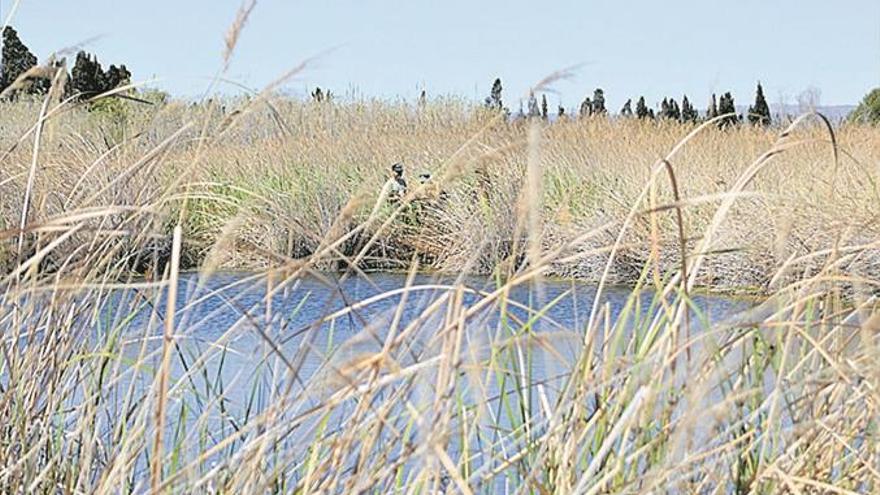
[{"x1": 849, "y1": 87, "x2": 880, "y2": 124}]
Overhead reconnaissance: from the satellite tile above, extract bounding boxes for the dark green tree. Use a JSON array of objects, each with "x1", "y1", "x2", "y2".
[
  {"x1": 681, "y1": 95, "x2": 699, "y2": 123},
  {"x1": 707, "y1": 93, "x2": 718, "y2": 120},
  {"x1": 620, "y1": 98, "x2": 633, "y2": 117},
  {"x1": 527, "y1": 91, "x2": 540, "y2": 118},
  {"x1": 70, "y1": 51, "x2": 104, "y2": 98},
  {"x1": 541, "y1": 94, "x2": 548, "y2": 120},
  {"x1": 103, "y1": 64, "x2": 131, "y2": 91},
  {"x1": 718, "y1": 91, "x2": 738, "y2": 127},
  {"x1": 484, "y1": 78, "x2": 503, "y2": 111},
  {"x1": 557, "y1": 105, "x2": 565, "y2": 118},
  {"x1": 747, "y1": 82, "x2": 771, "y2": 126},
  {"x1": 591, "y1": 88, "x2": 606, "y2": 114},
  {"x1": 660, "y1": 97, "x2": 682, "y2": 120},
  {"x1": 0, "y1": 26, "x2": 39, "y2": 95},
  {"x1": 70, "y1": 52, "x2": 131, "y2": 100},
  {"x1": 635, "y1": 96, "x2": 649, "y2": 119},
  {"x1": 849, "y1": 88, "x2": 880, "y2": 124},
  {"x1": 668, "y1": 98, "x2": 681, "y2": 121}
]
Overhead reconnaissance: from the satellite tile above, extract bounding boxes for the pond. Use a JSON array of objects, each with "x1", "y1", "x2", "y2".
[
  {"x1": 110, "y1": 271, "x2": 744, "y2": 392},
  {"x1": 77, "y1": 271, "x2": 750, "y2": 488}
]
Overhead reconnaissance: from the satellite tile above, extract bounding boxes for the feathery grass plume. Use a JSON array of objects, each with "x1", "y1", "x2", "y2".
[{"x1": 223, "y1": 0, "x2": 257, "y2": 69}]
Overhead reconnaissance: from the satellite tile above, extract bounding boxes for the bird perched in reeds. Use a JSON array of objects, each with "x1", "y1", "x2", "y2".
[
  {"x1": 417, "y1": 172, "x2": 449, "y2": 202},
  {"x1": 389, "y1": 162, "x2": 407, "y2": 202},
  {"x1": 388, "y1": 162, "x2": 447, "y2": 214}
]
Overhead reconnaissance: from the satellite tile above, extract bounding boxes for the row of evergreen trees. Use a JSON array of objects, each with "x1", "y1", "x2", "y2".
[
  {"x1": 0, "y1": 26, "x2": 131, "y2": 100},
  {"x1": 484, "y1": 78, "x2": 773, "y2": 127},
  {"x1": 0, "y1": 23, "x2": 780, "y2": 128}
]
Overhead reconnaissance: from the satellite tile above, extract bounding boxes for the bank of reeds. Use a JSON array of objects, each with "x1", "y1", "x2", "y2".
[{"x1": 1, "y1": 95, "x2": 878, "y2": 291}]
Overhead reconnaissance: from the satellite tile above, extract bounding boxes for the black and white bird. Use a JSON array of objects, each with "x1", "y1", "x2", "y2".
[{"x1": 390, "y1": 162, "x2": 407, "y2": 201}]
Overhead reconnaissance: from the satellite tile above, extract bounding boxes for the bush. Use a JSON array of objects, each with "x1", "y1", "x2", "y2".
[
  {"x1": 87, "y1": 96, "x2": 131, "y2": 145},
  {"x1": 849, "y1": 88, "x2": 880, "y2": 124}
]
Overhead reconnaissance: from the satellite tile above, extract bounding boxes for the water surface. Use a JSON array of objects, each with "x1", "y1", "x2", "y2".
[{"x1": 87, "y1": 271, "x2": 747, "y2": 485}]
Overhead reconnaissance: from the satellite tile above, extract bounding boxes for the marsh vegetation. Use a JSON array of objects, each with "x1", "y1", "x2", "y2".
[
  {"x1": 0, "y1": 9, "x2": 878, "y2": 489},
  {"x1": 0, "y1": 86, "x2": 878, "y2": 493}
]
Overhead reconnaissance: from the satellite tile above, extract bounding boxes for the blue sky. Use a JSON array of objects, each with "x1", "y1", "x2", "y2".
[{"x1": 7, "y1": 0, "x2": 880, "y2": 110}]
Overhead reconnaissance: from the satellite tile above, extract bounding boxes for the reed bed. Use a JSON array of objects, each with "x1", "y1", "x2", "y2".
[
  {"x1": 0, "y1": 86, "x2": 878, "y2": 494},
  {"x1": 1, "y1": 96, "x2": 878, "y2": 291}
]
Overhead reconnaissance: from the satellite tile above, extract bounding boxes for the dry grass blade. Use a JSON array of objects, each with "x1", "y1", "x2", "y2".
[
  {"x1": 151, "y1": 225, "x2": 182, "y2": 492},
  {"x1": 223, "y1": 0, "x2": 257, "y2": 68}
]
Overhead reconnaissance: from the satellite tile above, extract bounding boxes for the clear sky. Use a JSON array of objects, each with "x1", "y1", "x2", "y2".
[{"x1": 6, "y1": 0, "x2": 880, "y2": 110}]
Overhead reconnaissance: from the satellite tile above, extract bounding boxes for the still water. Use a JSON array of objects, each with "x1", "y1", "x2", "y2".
[
  {"x1": 109, "y1": 271, "x2": 745, "y2": 392},
  {"x1": 91, "y1": 271, "x2": 747, "y2": 486}
]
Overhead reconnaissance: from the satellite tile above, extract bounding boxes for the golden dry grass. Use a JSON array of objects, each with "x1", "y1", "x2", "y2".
[
  {"x1": 0, "y1": 91, "x2": 878, "y2": 494},
  {"x1": 1, "y1": 96, "x2": 878, "y2": 292}
]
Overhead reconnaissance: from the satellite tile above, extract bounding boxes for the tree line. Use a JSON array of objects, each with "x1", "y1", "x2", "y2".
[
  {"x1": 6, "y1": 23, "x2": 878, "y2": 126},
  {"x1": 482, "y1": 78, "x2": 773, "y2": 127},
  {"x1": 0, "y1": 26, "x2": 132, "y2": 100}
]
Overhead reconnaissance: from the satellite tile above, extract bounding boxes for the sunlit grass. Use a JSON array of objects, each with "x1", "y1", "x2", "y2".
[
  {"x1": 0, "y1": 80, "x2": 877, "y2": 494},
  {"x1": 1, "y1": 95, "x2": 877, "y2": 291}
]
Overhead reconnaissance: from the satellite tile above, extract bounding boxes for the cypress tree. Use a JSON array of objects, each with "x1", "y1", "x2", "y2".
[
  {"x1": 635, "y1": 96, "x2": 649, "y2": 119},
  {"x1": 707, "y1": 93, "x2": 718, "y2": 120},
  {"x1": 591, "y1": 88, "x2": 606, "y2": 114},
  {"x1": 485, "y1": 78, "x2": 503, "y2": 111},
  {"x1": 102, "y1": 64, "x2": 131, "y2": 92},
  {"x1": 0, "y1": 26, "x2": 38, "y2": 96},
  {"x1": 68, "y1": 53, "x2": 130, "y2": 100},
  {"x1": 681, "y1": 95, "x2": 699, "y2": 123},
  {"x1": 659, "y1": 97, "x2": 683, "y2": 120},
  {"x1": 747, "y1": 82, "x2": 771, "y2": 126},
  {"x1": 620, "y1": 98, "x2": 633, "y2": 117},
  {"x1": 670, "y1": 98, "x2": 681, "y2": 121},
  {"x1": 527, "y1": 91, "x2": 540, "y2": 118},
  {"x1": 718, "y1": 92, "x2": 738, "y2": 127},
  {"x1": 70, "y1": 51, "x2": 106, "y2": 98},
  {"x1": 541, "y1": 94, "x2": 548, "y2": 120},
  {"x1": 557, "y1": 105, "x2": 565, "y2": 119}
]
